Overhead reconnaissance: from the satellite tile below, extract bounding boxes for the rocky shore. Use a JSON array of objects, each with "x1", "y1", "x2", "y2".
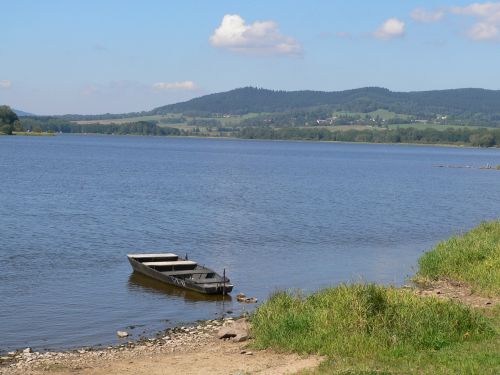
[
  {"x1": 1, "y1": 318, "x2": 231, "y2": 374},
  {"x1": 0, "y1": 317, "x2": 322, "y2": 375}
]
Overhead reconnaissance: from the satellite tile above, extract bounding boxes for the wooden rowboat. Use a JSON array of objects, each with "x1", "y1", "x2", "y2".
[{"x1": 127, "y1": 253, "x2": 233, "y2": 295}]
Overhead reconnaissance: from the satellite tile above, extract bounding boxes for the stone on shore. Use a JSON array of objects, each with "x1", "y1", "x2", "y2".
[
  {"x1": 216, "y1": 318, "x2": 250, "y2": 342},
  {"x1": 117, "y1": 331, "x2": 129, "y2": 338}
]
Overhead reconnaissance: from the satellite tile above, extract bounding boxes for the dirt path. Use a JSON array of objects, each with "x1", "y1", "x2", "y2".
[
  {"x1": 416, "y1": 279, "x2": 499, "y2": 308},
  {"x1": 1, "y1": 320, "x2": 323, "y2": 375},
  {"x1": 2, "y1": 341, "x2": 322, "y2": 375}
]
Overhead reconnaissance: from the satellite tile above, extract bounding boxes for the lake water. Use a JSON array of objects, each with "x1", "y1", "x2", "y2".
[{"x1": 1, "y1": 135, "x2": 499, "y2": 353}]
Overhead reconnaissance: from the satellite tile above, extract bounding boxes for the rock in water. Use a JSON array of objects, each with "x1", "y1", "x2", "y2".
[
  {"x1": 23, "y1": 348, "x2": 33, "y2": 354},
  {"x1": 117, "y1": 331, "x2": 129, "y2": 338},
  {"x1": 236, "y1": 293, "x2": 258, "y2": 303}
]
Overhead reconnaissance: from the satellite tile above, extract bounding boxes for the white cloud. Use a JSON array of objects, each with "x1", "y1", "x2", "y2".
[
  {"x1": 411, "y1": 8, "x2": 445, "y2": 23},
  {"x1": 413, "y1": 3, "x2": 500, "y2": 42},
  {"x1": 373, "y1": 18, "x2": 406, "y2": 40},
  {"x1": 152, "y1": 81, "x2": 197, "y2": 91},
  {"x1": 210, "y1": 14, "x2": 302, "y2": 56},
  {"x1": 0, "y1": 80, "x2": 12, "y2": 89},
  {"x1": 451, "y1": 2, "x2": 500, "y2": 18},
  {"x1": 81, "y1": 85, "x2": 99, "y2": 96},
  {"x1": 467, "y1": 21, "x2": 499, "y2": 40},
  {"x1": 451, "y1": 2, "x2": 500, "y2": 41}
]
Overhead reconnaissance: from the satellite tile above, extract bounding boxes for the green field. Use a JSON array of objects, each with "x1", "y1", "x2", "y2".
[
  {"x1": 74, "y1": 115, "x2": 174, "y2": 125},
  {"x1": 332, "y1": 109, "x2": 412, "y2": 121},
  {"x1": 73, "y1": 112, "x2": 262, "y2": 127}
]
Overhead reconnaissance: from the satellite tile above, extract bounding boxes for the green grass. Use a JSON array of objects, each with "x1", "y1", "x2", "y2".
[
  {"x1": 252, "y1": 284, "x2": 492, "y2": 353},
  {"x1": 252, "y1": 285, "x2": 498, "y2": 374},
  {"x1": 310, "y1": 309, "x2": 499, "y2": 374},
  {"x1": 417, "y1": 221, "x2": 500, "y2": 297},
  {"x1": 252, "y1": 222, "x2": 500, "y2": 374}
]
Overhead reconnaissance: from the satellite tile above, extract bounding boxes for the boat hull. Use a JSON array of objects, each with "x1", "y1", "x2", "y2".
[{"x1": 128, "y1": 257, "x2": 233, "y2": 295}]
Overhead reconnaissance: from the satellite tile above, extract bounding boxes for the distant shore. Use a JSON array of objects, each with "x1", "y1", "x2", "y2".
[
  {"x1": 12, "y1": 131, "x2": 55, "y2": 136},
  {"x1": 10, "y1": 131, "x2": 500, "y2": 150}
]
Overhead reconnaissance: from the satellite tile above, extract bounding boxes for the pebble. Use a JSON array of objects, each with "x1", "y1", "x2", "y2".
[{"x1": 4, "y1": 318, "x2": 243, "y2": 374}]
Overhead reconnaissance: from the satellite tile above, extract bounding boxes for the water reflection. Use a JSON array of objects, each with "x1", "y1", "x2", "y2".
[{"x1": 127, "y1": 272, "x2": 233, "y2": 303}]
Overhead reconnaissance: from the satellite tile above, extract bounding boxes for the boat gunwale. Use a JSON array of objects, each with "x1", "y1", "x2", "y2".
[{"x1": 127, "y1": 255, "x2": 233, "y2": 295}]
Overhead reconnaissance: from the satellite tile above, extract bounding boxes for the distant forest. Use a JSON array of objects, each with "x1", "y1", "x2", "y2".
[
  {"x1": 239, "y1": 126, "x2": 500, "y2": 148},
  {"x1": 25, "y1": 87, "x2": 500, "y2": 128},
  {"x1": 20, "y1": 118, "x2": 182, "y2": 136},
  {"x1": 150, "y1": 87, "x2": 500, "y2": 127},
  {"x1": 7, "y1": 86, "x2": 500, "y2": 146},
  {"x1": 18, "y1": 116, "x2": 500, "y2": 147}
]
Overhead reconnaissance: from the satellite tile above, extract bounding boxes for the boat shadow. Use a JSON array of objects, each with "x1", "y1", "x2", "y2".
[{"x1": 127, "y1": 272, "x2": 233, "y2": 302}]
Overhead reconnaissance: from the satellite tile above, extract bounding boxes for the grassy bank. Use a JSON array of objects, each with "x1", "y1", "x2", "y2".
[
  {"x1": 417, "y1": 221, "x2": 500, "y2": 297},
  {"x1": 251, "y1": 222, "x2": 500, "y2": 374}
]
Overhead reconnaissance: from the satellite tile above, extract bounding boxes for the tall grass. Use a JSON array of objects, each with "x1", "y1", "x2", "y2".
[
  {"x1": 252, "y1": 284, "x2": 492, "y2": 358},
  {"x1": 251, "y1": 222, "x2": 500, "y2": 373},
  {"x1": 417, "y1": 221, "x2": 500, "y2": 296}
]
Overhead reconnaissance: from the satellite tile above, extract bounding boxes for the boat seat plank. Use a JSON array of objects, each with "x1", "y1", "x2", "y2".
[
  {"x1": 197, "y1": 278, "x2": 227, "y2": 284},
  {"x1": 161, "y1": 270, "x2": 208, "y2": 276},
  {"x1": 143, "y1": 261, "x2": 197, "y2": 267},
  {"x1": 128, "y1": 253, "x2": 178, "y2": 258}
]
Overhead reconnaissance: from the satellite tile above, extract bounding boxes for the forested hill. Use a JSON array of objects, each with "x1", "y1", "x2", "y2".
[
  {"x1": 150, "y1": 87, "x2": 500, "y2": 122},
  {"x1": 13, "y1": 109, "x2": 35, "y2": 116}
]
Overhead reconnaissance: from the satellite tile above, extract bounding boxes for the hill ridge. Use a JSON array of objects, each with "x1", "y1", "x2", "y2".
[{"x1": 149, "y1": 87, "x2": 500, "y2": 124}]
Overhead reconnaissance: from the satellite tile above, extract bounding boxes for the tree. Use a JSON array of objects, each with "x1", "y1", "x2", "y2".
[{"x1": 0, "y1": 105, "x2": 20, "y2": 135}]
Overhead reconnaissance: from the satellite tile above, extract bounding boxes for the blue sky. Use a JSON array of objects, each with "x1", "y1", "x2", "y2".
[{"x1": 1, "y1": 0, "x2": 500, "y2": 114}]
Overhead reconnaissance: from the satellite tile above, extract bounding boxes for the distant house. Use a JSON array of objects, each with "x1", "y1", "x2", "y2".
[{"x1": 316, "y1": 117, "x2": 337, "y2": 125}]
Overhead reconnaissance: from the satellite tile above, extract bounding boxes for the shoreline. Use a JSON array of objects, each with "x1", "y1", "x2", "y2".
[
  {"x1": 1, "y1": 280, "x2": 497, "y2": 375},
  {"x1": 12, "y1": 131, "x2": 500, "y2": 150},
  {"x1": 0, "y1": 316, "x2": 322, "y2": 375},
  {"x1": 0, "y1": 318, "x2": 228, "y2": 373}
]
